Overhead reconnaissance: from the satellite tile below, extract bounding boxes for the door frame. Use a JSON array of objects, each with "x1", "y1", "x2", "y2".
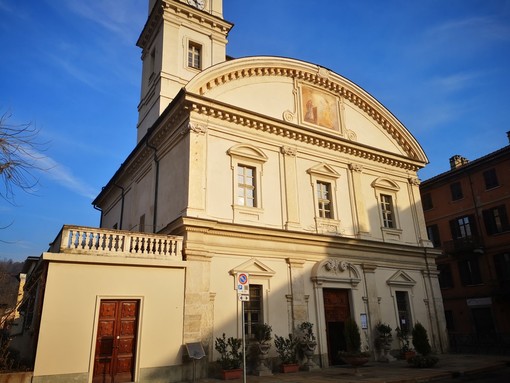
[
  {"x1": 88, "y1": 296, "x2": 143, "y2": 383},
  {"x1": 311, "y1": 258, "x2": 363, "y2": 368}
]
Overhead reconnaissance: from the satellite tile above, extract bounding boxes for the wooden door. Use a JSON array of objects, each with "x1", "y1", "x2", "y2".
[
  {"x1": 323, "y1": 289, "x2": 351, "y2": 365},
  {"x1": 93, "y1": 300, "x2": 139, "y2": 383}
]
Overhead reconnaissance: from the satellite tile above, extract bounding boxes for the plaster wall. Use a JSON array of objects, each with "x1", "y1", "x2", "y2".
[{"x1": 33, "y1": 260, "x2": 185, "y2": 380}]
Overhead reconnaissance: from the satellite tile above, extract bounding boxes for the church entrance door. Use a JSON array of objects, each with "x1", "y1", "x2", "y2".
[
  {"x1": 323, "y1": 288, "x2": 351, "y2": 365},
  {"x1": 93, "y1": 300, "x2": 139, "y2": 383}
]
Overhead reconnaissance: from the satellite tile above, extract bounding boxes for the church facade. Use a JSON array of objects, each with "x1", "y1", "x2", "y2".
[{"x1": 20, "y1": 1, "x2": 447, "y2": 382}]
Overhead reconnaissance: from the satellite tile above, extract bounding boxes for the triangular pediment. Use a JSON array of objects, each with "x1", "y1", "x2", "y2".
[
  {"x1": 306, "y1": 163, "x2": 340, "y2": 179},
  {"x1": 229, "y1": 258, "x2": 275, "y2": 278},
  {"x1": 387, "y1": 270, "x2": 416, "y2": 287}
]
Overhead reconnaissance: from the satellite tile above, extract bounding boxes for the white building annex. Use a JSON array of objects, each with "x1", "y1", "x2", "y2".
[{"x1": 19, "y1": 1, "x2": 448, "y2": 382}]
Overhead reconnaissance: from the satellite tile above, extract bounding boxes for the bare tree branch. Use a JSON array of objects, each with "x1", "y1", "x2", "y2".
[{"x1": 0, "y1": 111, "x2": 46, "y2": 202}]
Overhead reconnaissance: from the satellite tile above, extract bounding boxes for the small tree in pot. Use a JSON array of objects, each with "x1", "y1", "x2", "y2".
[
  {"x1": 296, "y1": 321, "x2": 318, "y2": 371},
  {"x1": 274, "y1": 333, "x2": 299, "y2": 373},
  {"x1": 339, "y1": 318, "x2": 370, "y2": 374},
  {"x1": 408, "y1": 322, "x2": 438, "y2": 368},
  {"x1": 251, "y1": 323, "x2": 272, "y2": 376},
  {"x1": 214, "y1": 333, "x2": 243, "y2": 380}
]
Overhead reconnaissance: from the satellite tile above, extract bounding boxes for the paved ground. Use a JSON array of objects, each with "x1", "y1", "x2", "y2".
[{"x1": 194, "y1": 354, "x2": 510, "y2": 383}]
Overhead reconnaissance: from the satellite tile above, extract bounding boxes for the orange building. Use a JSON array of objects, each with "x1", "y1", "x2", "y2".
[{"x1": 420, "y1": 133, "x2": 510, "y2": 353}]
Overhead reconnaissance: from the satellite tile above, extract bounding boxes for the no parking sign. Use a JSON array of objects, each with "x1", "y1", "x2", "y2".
[{"x1": 237, "y1": 273, "x2": 250, "y2": 300}]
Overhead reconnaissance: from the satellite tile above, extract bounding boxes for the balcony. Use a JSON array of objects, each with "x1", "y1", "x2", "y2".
[
  {"x1": 48, "y1": 225, "x2": 183, "y2": 261},
  {"x1": 442, "y1": 235, "x2": 483, "y2": 255}
]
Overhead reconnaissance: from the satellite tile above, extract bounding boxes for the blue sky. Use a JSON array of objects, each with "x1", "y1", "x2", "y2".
[{"x1": 1, "y1": 0, "x2": 509, "y2": 262}]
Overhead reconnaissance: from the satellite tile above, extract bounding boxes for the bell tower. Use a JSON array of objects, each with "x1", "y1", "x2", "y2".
[{"x1": 136, "y1": 0, "x2": 232, "y2": 141}]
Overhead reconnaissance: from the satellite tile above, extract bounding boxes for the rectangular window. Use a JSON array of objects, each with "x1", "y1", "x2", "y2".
[
  {"x1": 316, "y1": 181, "x2": 332, "y2": 218},
  {"x1": 188, "y1": 42, "x2": 201, "y2": 69},
  {"x1": 237, "y1": 165, "x2": 256, "y2": 207},
  {"x1": 396, "y1": 291, "x2": 412, "y2": 333},
  {"x1": 450, "y1": 215, "x2": 475, "y2": 239},
  {"x1": 438, "y1": 264, "x2": 454, "y2": 288},
  {"x1": 494, "y1": 253, "x2": 510, "y2": 282},
  {"x1": 244, "y1": 284, "x2": 262, "y2": 339},
  {"x1": 444, "y1": 310, "x2": 455, "y2": 331},
  {"x1": 458, "y1": 257, "x2": 482, "y2": 286},
  {"x1": 426, "y1": 224, "x2": 441, "y2": 247},
  {"x1": 422, "y1": 193, "x2": 433, "y2": 211},
  {"x1": 450, "y1": 182, "x2": 463, "y2": 201},
  {"x1": 380, "y1": 194, "x2": 395, "y2": 228},
  {"x1": 483, "y1": 168, "x2": 499, "y2": 189},
  {"x1": 483, "y1": 205, "x2": 509, "y2": 235}
]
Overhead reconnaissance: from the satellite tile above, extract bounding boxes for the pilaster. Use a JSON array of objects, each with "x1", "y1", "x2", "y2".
[
  {"x1": 281, "y1": 146, "x2": 301, "y2": 230},
  {"x1": 349, "y1": 163, "x2": 370, "y2": 238}
]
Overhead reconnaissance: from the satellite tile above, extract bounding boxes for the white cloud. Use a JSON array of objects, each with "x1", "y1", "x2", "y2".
[{"x1": 19, "y1": 148, "x2": 97, "y2": 200}]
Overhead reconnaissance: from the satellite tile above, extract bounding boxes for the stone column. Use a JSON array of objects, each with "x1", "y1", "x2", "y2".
[{"x1": 281, "y1": 146, "x2": 301, "y2": 230}]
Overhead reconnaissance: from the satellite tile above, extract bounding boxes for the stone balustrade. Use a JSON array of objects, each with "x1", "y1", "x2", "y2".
[{"x1": 49, "y1": 225, "x2": 183, "y2": 260}]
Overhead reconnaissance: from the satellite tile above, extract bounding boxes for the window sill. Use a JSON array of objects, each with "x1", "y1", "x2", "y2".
[
  {"x1": 233, "y1": 205, "x2": 264, "y2": 223},
  {"x1": 381, "y1": 227, "x2": 403, "y2": 242},
  {"x1": 315, "y1": 217, "x2": 342, "y2": 235}
]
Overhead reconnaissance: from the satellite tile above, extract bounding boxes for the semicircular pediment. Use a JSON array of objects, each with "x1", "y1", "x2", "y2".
[
  {"x1": 186, "y1": 56, "x2": 427, "y2": 165},
  {"x1": 311, "y1": 257, "x2": 361, "y2": 286}
]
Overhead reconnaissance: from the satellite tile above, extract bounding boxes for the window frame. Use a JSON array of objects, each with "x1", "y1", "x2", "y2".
[
  {"x1": 450, "y1": 215, "x2": 476, "y2": 239},
  {"x1": 237, "y1": 164, "x2": 256, "y2": 208},
  {"x1": 228, "y1": 144, "x2": 268, "y2": 221},
  {"x1": 422, "y1": 192, "x2": 433, "y2": 211},
  {"x1": 187, "y1": 40, "x2": 202, "y2": 70},
  {"x1": 458, "y1": 256, "x2": 483, "y2": 286},
  {"x1": 395, "y1": 291, "x2": 413, "y2": 333},
  {"x1": 426, "y1": 224, "x2": 441, "y2": 247},
  {"x1": 483, "y1": 168, "x2": 499, "y2": 190},
  {"x1": 483, "y1": 205, "x2": 509, "y2": 235},
  {"x1": 306, "y1": 163, "x2": 341, "y2": 233},
  {"x1": 450, "y1": 182, "x2": 463, "y2": 201},
  {"x1": 371, "y1": 177, "x2": 402, "y2": 241}
]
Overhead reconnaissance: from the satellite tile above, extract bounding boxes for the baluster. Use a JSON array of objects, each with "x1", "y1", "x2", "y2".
[{"x1": 67, "y1": 230, "x2": 74, "y2": 249}]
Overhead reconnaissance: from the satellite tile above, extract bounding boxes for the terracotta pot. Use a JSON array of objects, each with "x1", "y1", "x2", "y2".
[
  {"x1": 221, "y1": 368, "x2": 243, "y2": 380},
  {"x1": 341, "y1": 355, "x2": 369, "y2": 368},
  {"x1": 404, "y1": 350, "x2": 416, "y2": 361},
  {"x1": 281, "y1": 363, "x2": 300, "y2": 373}
]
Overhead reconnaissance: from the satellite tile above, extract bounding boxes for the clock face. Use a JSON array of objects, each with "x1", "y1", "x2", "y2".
[{"x1": 187, "y1": 0, "x2": 205, "y2": 10}]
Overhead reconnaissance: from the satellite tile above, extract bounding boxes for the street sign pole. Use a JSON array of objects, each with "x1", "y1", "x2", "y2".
[
  {"x1": 241, "y1": 300, "x2": 246, "y2": 383},
  {"x1": 236, "y1": 272, "x2": 249, "y2": 383}
]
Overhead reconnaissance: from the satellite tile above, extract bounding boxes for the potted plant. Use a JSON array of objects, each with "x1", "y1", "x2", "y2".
[
  {"x1": 395, "y1": 326, "x2": 415, "y2": 360},
  {"x1": 339, "y1": 318, "x2": 370, "y2": 374},
  {"x1": 214, "y1": 333, "x2": 243, "y2": 380},
  {"x1": 274, "y1": 333, "x2": 299, "y2": 373},
  {"x1": 251, "y1": 323, "x2": 272, "y2": 376},
  {"x1": 296, "y1": 321, "x2": 317, "y2": 370},
  {"x1": 375, "y1": 322, "x2": 393, "y2": 362},
  {"x1": 408, "y1": 322, "x2": 438, "y2": 368}
]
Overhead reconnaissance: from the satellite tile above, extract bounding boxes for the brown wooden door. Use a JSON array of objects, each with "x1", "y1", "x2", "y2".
[
  {"x1": 323, "y1": 289, "x2": 351, "y2": 365},
  {"x1": 93, "y1": 300, "x2": 139, "y2": 383}
]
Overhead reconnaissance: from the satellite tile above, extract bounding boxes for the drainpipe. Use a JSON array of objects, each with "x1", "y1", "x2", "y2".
[
  {"x1": 113, "y1": 183, "x2": 125, "y2": 230},
  {"x1": 93, "y1": 204, "x2": 103, "y2": 228},
  {"x1": 147, "y1": 141, "x2": 159, "y2": 234}
]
